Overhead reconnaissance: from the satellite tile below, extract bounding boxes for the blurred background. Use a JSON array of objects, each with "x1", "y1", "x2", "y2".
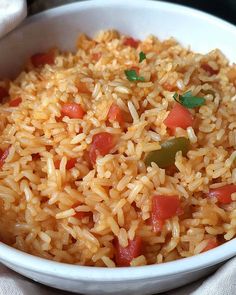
[{"x1": 27, "y1": 0, "x2": 236, "y2": 25}]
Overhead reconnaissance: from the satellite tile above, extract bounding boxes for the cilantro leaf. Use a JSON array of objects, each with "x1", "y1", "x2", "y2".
[
  {"x1": 125, "y1": 69, "x2": 145, "y2": 82},
  {"x1": 173, "y1": 91, "x2": 206, "y2": 109},
  {"x1": 139, "y1": 51, "x2": 146, "y2": 63}
]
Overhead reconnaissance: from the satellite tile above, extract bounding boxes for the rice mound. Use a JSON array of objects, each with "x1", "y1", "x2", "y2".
[{"x1": 0, "y1": 30, "x2": 236, "y2": 267}]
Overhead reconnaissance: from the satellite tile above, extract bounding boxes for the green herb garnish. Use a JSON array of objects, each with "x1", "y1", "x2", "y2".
[
  {"x1": 125, "y1": 69, "x2": 145, "y2": 82},
  {"x1": 139, "y1": 51, "x2": 146, "y2": 63},
  {"x1": 173, "y1": 91, "x2": 205, "y2": 109}
]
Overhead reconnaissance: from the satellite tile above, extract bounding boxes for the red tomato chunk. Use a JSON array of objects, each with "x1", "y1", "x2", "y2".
[
  {"x1": 201, "y1": 63, "x2": 219, "y2": 76},
  {"x1": 0, "y1": 147, "x2": 10, "y2": 168},
  {"x1": 123, "y1": 37, "x2": 139, "y2": 48},
  {"x1": 164, "y1": 103, "x2": 194, "y2": 131},
  {"x1": 31, "y1": 52, "x2": 55, "y2": 67},
  {"x1": 61, "y1": 103, "x2": 85, "y2": 119},
  {"x1": 202, "y1": 238, "x2": 219, "y2": 252},
  {"x1": 54, "y1": 158, "x2": 76, "y2": 170},
  {"x1": 0, "y1": 87, "x2": 8, "y2": 102},
  {"x1": 208, "y1": 184, "x2": 236, "y2": 204},
  {"x1": 115, "y1": 237, "x2": 142, "y2": 266},
  {"x1": 9, "y1": 97, "x2": 22, "y2": 107},
  {"x1": 107, "y1": 103, "x2": 124, "y2": 125},
  {"x1": 151, "y1": 195, "x2": 182, "y2": 232},
  {"x1": 89, "y1": 132, "x2": 116, "y2": 165}
]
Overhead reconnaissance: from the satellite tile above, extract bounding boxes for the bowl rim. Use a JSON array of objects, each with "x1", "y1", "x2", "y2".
[
  {"x1": 1, "y1": 0, "x2": 236, "y2": 282},
  {"x1": 15, "y1": 0, "x2": 236, "y2": 35}
]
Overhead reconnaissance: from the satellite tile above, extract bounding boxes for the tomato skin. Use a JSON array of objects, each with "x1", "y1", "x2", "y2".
[
  {"x1": 107, "y1": 103, "x2": 124, "y2": 125},
  {"x1": 31, "y1": 52, "x2": 55, "y2": 67},
  {"x1": 89, "y1": 132, "x2": 115, "y2": 165},
  {"x1": 164, "y1": 103, "x2": 194, "y2": 131},
  {"x1": 151, "y1": 195, "x2": 182, "y2": 232},
  {"x1": 0, "y1": 147, "x2": 10, "y2": 168},
  {"x1": 0, "y1": 87, "x2": 8, "y2": 102},
  {"x1": 115, "y1": 237, "x2": 142, "y2": 266},
  {"x1": 123, "y1": 37, "x2": 139, "y2": 48},
  {"x1": 202, "y1": 238, "x2": 219, "y2": 252},
  {"x1": 9, "y1": 97, "x2": 22, "y2": 107},
  {"x1": 54, "y1": 158, "x2": 76, "y2": 170},
  {"x1": 208, "y1": 184, "x2": 236, "y2": 204},
  {"x1": 61, "y1": 103, "x2": 85, "y2": 119}
]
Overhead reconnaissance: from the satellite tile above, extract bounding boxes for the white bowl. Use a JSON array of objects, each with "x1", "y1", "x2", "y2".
[{"x1": 0, "y1": 0, "x2": 236, "y2": 294}]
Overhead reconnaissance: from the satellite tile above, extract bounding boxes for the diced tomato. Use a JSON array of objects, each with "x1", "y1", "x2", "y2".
[
  {"x1": 66, "y1": 158, "x2": 77, "y2": 169},
  {"x1": 164, "y1": 103, "x2": 194, "y2": 131},
  {"x1": 123, "y1": 37, "x2": 139, "y2": 48},
  {"x1": 208, "y1": 184, "x2": 236, "y2": 204},
  {"x1": 0, "y1": 87, "x2": 8, "y2": 102},
  {"x1": 89, "y1": 132, "x2": 116, "y2": 165},
  {"x1": 9, "y1": 97, "x2": 22, "y2": 107},
  {"x1": 31, "y1": 52, "x2": 55, "y2": 67},
  {"x1": 0, "y1": 147, "x2": 10, "y2": 168},
  {"x1": 202, "y1": 238, "x2": 219, "y2": 252},
  {"x1": 201, "y1": 63, "x2": 219, "y2": 76},
  {"x1": 92, "y1": 52, "x2": 102, "y2": 61},
  {"x1": 115, "y1": 237, "x2": 142, "y2": 266},
  {"x1": 61, "y1": 103, "x2": 85, "y2": 119},
  {"x1": 76, "y1": 81, "x2": 91, "y2": 94},
  {"x1": 151, "y1": 195, "x2": 182, "y2": 232},
  {"x1": 54, "y1": 158, "x2": 77, "y2": 170},
  {"x1": 107, "y1": 103, "x2": 124, "y2": 125},
  {"x1": 152, "y1": 195, "x2": 182, "y2": 219}
]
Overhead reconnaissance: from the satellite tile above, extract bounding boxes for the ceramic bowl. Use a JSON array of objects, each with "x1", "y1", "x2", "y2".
[{"x1": 0, "y1": 1, "x2": 236, "y2": 294}]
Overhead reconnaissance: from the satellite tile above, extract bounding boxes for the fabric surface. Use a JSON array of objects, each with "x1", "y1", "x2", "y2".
[{"x1": 0, "y1": 0, "x2": 235, "y2": 294}]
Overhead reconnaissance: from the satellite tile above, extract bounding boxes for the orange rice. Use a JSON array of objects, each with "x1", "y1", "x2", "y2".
[{"x1": 0, "y1": 30, "x2": 236, "y2": 267}]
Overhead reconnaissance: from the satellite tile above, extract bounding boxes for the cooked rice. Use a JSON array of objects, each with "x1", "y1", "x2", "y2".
[{"x1": 0, "y1": 30, "x2": 236, "y2": 267}]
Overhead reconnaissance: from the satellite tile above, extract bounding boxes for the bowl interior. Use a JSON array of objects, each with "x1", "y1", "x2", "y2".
[
  {"x1": 0, "y1": 0, "x2": 236, "y2": 283},
  {"x1": 1, "y1": 0, "x2": 236, "y2": 78}
]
